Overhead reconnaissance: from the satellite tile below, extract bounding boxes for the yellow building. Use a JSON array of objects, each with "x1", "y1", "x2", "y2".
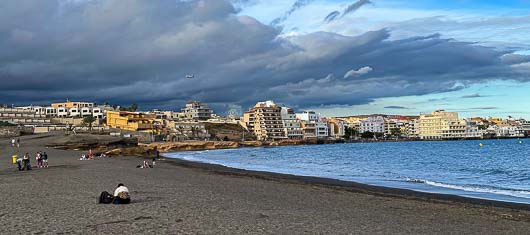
[
  {"x1": 419, "y1": 110, "x2": 459, "y2": 140},
  {"x1": 106, "y1": 111, "x2": 155, "y2": 132}
]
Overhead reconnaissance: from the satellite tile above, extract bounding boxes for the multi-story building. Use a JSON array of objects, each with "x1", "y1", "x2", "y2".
[
  {"x1": 495, "y1": 125, "x2": 524, "y2": 138},
  {"x1": 327, "y1": 118, "x2": 346, "y2": 139},
  {"x1": 182, "y1": 101, "x2": 213, "y2": 120},
  {"x1": 172, "y1": 121, "x2": 211, "y2": 140},
  {"x1": 296, "y1": 111, "x2": 329, "y2": 139},
  {"x1": 0, "y1": 107, "x2": 52, "y2": 126},
  {"x1": 242, "y1": 101, "x2": 286, "y2": 141},
  {"x1": 521, "y1": 120, "x2": 530, "y2": 136},
  {"x1": 403, "y1": 119, "x2": 419, "y2": 138},
  {"x1": 51, "y1": 101, "x2": 94, "y2": 109},
  {"x1": 316, "y1": 120, "x2": 329, "y2": 138},
  {"x1": 300, "y1": 122, "x2": 317, "y2": 139},
  {"x1": 418, "y1": 110, "x2": 459, "y2": 140},
  {"x1": 280, "y1": 107, "x2": 303, "y2": 140},
  {"x1": 360, "y1": 116, "x2": 385, "y2": 134},
  {"x1": 106, "y1": 111, "x2": 155, "y2": 132},
  {"x1": 441, "y1": 119, "x2": 467, "y2": 139}
]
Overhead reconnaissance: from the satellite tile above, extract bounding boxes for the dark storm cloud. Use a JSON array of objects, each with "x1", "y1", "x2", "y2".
[
  {"x1": 471, "y1": 107, "x2": 498, "y2": 110},
  {"x1": 461, "y1": 93, "x2": 482, "y2": 98},
  {"x1": 325, "y1": 0, "x2": 372, "y2": 23},
  {"x1": 343, "y1": 0, "x2": 372, "y2": 16},
  {"x1": 324, "y1": 11, "x2": 341, "y2": 23},
  {"x1": 384, "y1": 106, "x2": 409, "y2": 109},
  {"x1": 0, "y1": 0, "x2": 529, "y2": 113},
  {"x1": 271, "y1": 0, "x2": 315, "y2": 26}
]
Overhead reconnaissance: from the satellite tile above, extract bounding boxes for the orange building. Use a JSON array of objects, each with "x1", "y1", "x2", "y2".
[{"x1": 51, "y1": 101, "x2": 94, "y2": 109}]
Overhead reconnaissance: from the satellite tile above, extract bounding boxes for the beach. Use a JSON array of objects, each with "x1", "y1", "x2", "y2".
[{"x1": 2, "y1": 135, "x2": 530, "y2": 234}]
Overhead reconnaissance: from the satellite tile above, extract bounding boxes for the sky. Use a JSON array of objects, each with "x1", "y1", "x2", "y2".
[{"x1": 1, "y1": 0, "x2": 530, "y2": 118}]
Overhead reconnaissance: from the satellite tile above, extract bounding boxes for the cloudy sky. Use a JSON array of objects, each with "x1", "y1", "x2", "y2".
[{"x1": 1, "y1": 0, "x2": 530, "y2": 118}]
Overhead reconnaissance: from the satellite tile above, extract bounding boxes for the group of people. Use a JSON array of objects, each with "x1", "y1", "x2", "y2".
[
  {"x1": 138, "y1": 159, "x2": 156, "y2": 169},
  {"x1": 13, "y1": 152, "x2": 48, "y2": 171},
  {"x1": 36, "y1": 151, "x2": 49, "y2": 168},
  {"x1": 11, "y1": 138, "x2": 20, "y2": 148},
  {"x1": 79, "y1": 149, "x2": 95, "y2": 160},
  {"x1": 98, "y1": 183, "x2": 131, "y2": 205}
]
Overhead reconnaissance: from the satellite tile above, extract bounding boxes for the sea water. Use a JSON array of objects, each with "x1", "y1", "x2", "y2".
[{"x1": 166, "y1": 139, "x2": 530, "y2": 204}]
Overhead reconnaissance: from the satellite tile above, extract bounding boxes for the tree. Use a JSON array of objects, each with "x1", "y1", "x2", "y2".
[
  {"x1": 361, "y1": 131, "x2": 374, "y2": 139},
  {"x1": 83, "y1": 116, "x2": 96, "y2": 131},
  {"x1": 130, "y1": 103, "x2": 138, "y2": 112},
  {"x1": 344, "y1": 126, "x2": 358, "y2": 140},
  {"x1": 390, "y1": 127, "x2": 402, "y2": 138}
]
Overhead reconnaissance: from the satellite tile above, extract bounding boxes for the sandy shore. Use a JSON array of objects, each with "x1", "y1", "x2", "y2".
[{"x1": 2, "y1": 134, "x2": 530, "y2": 234}]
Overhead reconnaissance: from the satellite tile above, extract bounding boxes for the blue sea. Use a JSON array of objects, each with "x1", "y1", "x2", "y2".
[{"x1": 166, "y1": 139, "x2": 530, "y2": 204}]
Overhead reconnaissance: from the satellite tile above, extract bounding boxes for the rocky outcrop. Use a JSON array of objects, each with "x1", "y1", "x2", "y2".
[
  {"x1": 145, "y1": 141, "x2": 240, "y2": 152},
  {"x1": 104, "y1": 141, "x2": 240, "y2": 157},
  {"x1": 46, "y1": 134, "x2": 138, "y2": 151}
]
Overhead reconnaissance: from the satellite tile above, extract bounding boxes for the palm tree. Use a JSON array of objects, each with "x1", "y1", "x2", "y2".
[{"x1": 83, "y1": 116, "x2": 96, "y2": 131}]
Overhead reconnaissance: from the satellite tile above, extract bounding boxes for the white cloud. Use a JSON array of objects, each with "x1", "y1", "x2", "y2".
[{"x1": 344, "y1": 66, "x2": 373, "y2": 78}]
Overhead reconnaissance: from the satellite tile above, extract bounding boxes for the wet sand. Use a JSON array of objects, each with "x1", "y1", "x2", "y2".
[{"x1": 1, "y1": 134, "x2": 530, "y2": 234}]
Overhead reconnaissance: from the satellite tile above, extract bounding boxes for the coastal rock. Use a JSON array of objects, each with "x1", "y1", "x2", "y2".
[
  {"x1": 144, "y1": 141, "x2": 240, "y2": 152},
  {"x1": 46, "y1": 134, "x2": 138, "y2": 151}
]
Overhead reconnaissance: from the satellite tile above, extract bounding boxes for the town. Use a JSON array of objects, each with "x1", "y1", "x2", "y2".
[{"x1": 1, "y1": 100, "x2": 529, "y2": 142}]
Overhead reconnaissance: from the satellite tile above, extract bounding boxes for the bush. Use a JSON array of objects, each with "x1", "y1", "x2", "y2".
[{"x1": 0, "y1": 121, "x2": 16, "y2": 127}]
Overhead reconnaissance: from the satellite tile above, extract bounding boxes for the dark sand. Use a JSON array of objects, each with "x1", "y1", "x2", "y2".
[{"x1": 2, "y1": 134, "x2": 530, "y2": 234}]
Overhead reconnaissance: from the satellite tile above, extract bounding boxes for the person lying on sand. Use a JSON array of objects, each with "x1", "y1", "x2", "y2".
[{"x1": 113, "y1": 183, "x2": 131, "y2": 204}]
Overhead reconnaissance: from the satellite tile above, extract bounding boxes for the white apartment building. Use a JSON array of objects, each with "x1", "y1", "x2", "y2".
[
  {"x1": 182, "y1": 101, "x2": 213, "y2": 120},
  {"x1": 464, "y1": 119, "x2": 483, "y2": 139},
  {"x1": 495, "y1": 126, "x2": 524, "y2": 138},
  {"x1": 360, "y1": 116, "x2": 385, "y2": 133},
  {"x1": 316, "y1": 120, "x2": 329, "y2": 138},
  {"x1": 280, "y1": 107, "x2": 303, "y2": 140},
  {"x1": 296, "y1": 111, "x2": 328, "y2": 138},
  {"x1": 17, "y1": 105, "x2": 104, "y2": 119}
]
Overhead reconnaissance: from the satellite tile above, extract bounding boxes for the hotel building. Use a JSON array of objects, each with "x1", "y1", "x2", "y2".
[{"x1": 242, "y1": 101, "x2": 286, "y2": 141}]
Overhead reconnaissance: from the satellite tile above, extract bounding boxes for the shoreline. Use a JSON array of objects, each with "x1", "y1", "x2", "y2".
[{"x1": 163, "y1": 155, "x2": 530, "y2": 211}]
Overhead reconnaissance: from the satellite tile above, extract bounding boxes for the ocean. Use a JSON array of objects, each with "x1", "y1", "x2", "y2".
[{"x1": 166, "y1": 139, "x2": 530, "y2": 204}]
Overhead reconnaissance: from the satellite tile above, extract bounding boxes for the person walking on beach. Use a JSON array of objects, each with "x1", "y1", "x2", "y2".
[
  {"x1": 42, "y1": 152, "x2": 48, "y2": 168},
  {"x1": 22, "y1": 153, "x2": 31, "y2": 171},
  {"x1": 11, "y1": 138, "x2": 16, "y2": 147},
  {"x1": 16, "y1": 138, "x2": 20, "y2": 148},
  {"x1": 113, "y1": 183, "x2": 131, "y2": 204},
  {"x1": 36, "y1": 152, "x2": 42, "y2": 168}
]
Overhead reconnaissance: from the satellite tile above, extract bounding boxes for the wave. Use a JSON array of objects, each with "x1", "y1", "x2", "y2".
[{"x1": 405, "y1": 178, "x2": 530, "y2": 199}]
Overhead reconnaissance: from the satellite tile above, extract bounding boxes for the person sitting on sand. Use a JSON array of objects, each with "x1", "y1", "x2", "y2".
[
  {"x1": 113, "y1": 183, "x2": 130, "y2": 204},
  {"x1": 143, "y1": 160, "x2": 151, "y2": 168}
]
